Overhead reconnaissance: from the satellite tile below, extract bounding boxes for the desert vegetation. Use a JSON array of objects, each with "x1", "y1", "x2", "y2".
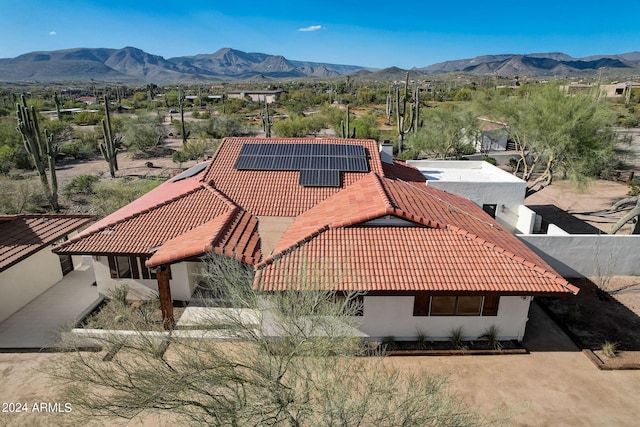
[{"x1": 0, "y1": 74, "x2": 639, "y2": 219}]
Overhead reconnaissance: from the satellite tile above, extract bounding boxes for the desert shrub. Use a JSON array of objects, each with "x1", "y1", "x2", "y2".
[
  {"x1": 199, "y1": 111, "x2": 211, "y2": 120},
  {"x1": 602, "y1": 340, "x2": 618, "y2": 358},
  {"x1": 171, "y1": 150, "x2": 189, "y2": 167},
  {"x1": 0, "y1": 176, "x2": 47, "y2": 214},
  {"x1": 483, "y1": 156, "x2": 498, "y2": 166},
  {"x1": 191, "y1": 110, "x2": 201, "y2": 119},
  {"x1": 0, "y1": 145, "x2": 14, "y2": 174},
  {"x1": 91, "y1": 177, "x2": 161, "y2": 218},
  {"x1": 108, "y1": 284, "x2": 130, "y2": 306},
  {"x1": 194, "y1": 114, "x2": 249, "y2": 138},
  {"x1": 63, "y1": 174, "x2": 101, "y2": 198},
  {"x1": 415, "y1": 328, "x2": 428, "y2": 349},
  {"x1": 449, "y1": 326, "x2": 467, "y2": 350},
  {"x1": 479, "y1": 325, "x2": 502, "y2": 350},
  {"x1": 73, "y1": 111, "x2": 101, "y2": 126}
]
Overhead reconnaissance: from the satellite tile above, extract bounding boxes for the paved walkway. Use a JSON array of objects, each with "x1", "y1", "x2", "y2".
[{"x1": 0, "y1": 259, "x2": 102, "y2": 351}]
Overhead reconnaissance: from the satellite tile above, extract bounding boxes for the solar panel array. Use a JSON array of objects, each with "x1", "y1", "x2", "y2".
[{"x1": 234, "y1": 143, "x2": 369, "y2": 187}]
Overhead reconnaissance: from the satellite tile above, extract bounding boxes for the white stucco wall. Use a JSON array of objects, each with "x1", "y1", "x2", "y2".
[
  {"x1": 518, "y1": 234, "x2": 640, "y2": 277},
  {"x1": 359, "y1": 295, "x2": 531, "y2": 341},
  {"x1": 92, "y1": 258, "x2": 199, "y2": 301},
  {"x1": 0, "y1": 245, "x2": 64, "y2": 322},
  {"x1": 407, "y1": 160, "x2": 526, "y2": 231}
]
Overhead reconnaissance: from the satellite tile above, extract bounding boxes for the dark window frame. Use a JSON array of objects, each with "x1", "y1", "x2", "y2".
[{"x1": 413, "y1": 295, "x2": 500, "y2": 317}]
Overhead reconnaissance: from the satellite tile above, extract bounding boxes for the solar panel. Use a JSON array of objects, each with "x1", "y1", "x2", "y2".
[
  {"x1": 234, "y1": 143, "x2": 369, "y2": 186},
  {"x1": 299, "y1": 169, "x2": 340, "y2": 187},
  {"x1": 171, "y1": 162, "x2": 209, "y2": 182}
]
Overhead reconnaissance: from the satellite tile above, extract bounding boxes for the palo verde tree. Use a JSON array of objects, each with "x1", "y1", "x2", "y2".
[
  {"x1": 475, "y1": 83, "x2": 621, "y2": 193},
  {"x1": 53, "y1": 252, "x2": 482, "y2": 426},
  {"x1": 15, "y1": 95, "x2": 59, "y2": 211},
  {"x1": 404, "y1": 104, "x2": 477, "y2": 160}
]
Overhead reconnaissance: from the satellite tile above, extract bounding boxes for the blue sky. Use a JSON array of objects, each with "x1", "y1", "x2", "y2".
[{"x1": 1, "y1": 0, "x2": 638, "y2": 69}]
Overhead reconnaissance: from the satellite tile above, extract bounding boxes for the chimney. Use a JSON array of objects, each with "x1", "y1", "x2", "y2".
[{"x1": 379, "y1": 139, "x2": 394, "y2": 164}]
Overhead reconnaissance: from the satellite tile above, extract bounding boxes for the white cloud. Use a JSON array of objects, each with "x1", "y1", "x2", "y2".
[
  {"x1": 49, "y1": 31, "x2": 57, "y2": 36},
  {"x1": 298, "y1": 25, "x2": 322, "y2": 32}
]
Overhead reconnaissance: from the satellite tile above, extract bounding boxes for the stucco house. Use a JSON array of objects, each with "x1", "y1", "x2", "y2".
[
  {"x1": 54, "y1": 138, "x2": 577, "y2": 340},
  {"x1": 0, "y1": 214, "x2": 94, "y2": 322},
  {"x1": 226, "y1": 90, "x2": 283, "y2": 104}
]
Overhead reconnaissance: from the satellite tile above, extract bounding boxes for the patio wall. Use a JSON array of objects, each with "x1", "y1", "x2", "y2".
[{"x1": 518, "y1": 234, "x2": 640, "y2": 277}]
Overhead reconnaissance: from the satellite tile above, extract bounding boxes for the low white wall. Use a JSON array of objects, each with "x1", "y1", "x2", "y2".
[
  {"x1": 518, "y1": 234, "x2": 640, "y2": 277},
  {"x1": 93, "y1": 258, "x2": 197, "y2": 301},
  {"x1": 0, "y1": 246, "x2": 64, "y2": 322},
  {"x1": 359, "y1": 296, "x2": 531, "y2": 341}
]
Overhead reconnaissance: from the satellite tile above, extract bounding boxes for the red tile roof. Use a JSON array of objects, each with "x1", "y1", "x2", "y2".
[
  {"x1": 53, "y1": 137, "x2": 576, "y2": 297},
  {"x1": 202, "y1": 137, "x2": 384, "y2": 216},
  {"x1": 256, "y1": 173, "x2": 577, "y2": 295},
  {"x1": 0, "y1": 214, "x2": 94, "y2": 272},
  {"x1": 146, "y1": 208, "x2": 261, "y2": 267},
  {"x1": 255, "y1": 227, "x2": 575, "y2": 295}
]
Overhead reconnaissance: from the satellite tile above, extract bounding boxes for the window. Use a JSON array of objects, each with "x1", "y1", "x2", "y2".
[
  {"x1": 108, "y1": 256, "x2": 170, "y2": 280},
  {"x1": 109, "y1": 256, "x2": 132, "y2": 279},
  {"x1": 482, "y1": 204, "x2": 497, "y2": 218},
  {"x1": 413, "y1": 295, "x2": 499, "y2": 316}
]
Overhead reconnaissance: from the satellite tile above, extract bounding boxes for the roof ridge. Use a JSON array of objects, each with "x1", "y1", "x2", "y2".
[
  {"x1": 377, "y1": 176, "x2": 447, "y2": 229},
  {"x1": 202, "y1": 182, "x2": 239, "y2": 210},
  {"x1": 449, "y1": 225, "x2": 579, "y2": 294}
]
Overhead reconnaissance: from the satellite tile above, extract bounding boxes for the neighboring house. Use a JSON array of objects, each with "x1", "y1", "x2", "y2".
[
  {"x1": 0, "y1": 214, "x2": 94, "y2": 322},
  {"x1": 54, "y1": 138, "x2": 577, "y2": 341},
  {"x1": 226, "y1": 90, "x2": 283, "y2": 104},
  {"x1": 475, "y1": 117, "x2": 509, "y2": 152}
]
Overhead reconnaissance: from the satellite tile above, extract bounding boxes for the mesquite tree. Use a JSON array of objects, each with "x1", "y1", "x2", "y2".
[{"x1": 15, "y1": 95, "x2": 59, "y2": 212}]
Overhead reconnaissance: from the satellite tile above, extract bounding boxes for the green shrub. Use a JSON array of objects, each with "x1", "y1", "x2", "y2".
[
  {"x1": 73, "y1": 111, "x2": 102, "y2": 126},
  {"x1": 479, "y1": 325, "x2": 502, "y2": 350},
  {"x1": 171, "y1": 150, "x2": 189, "y2": 167},
  {"x1": 0, "y1": 145, "x2": 14, "y2": 174},
  {"x1": 448, "y1": 327, "x2": 467, "y2": 350},
  {"x1": 91, "y1": 178, "x2": 161, "y2": 218},
  {"x1": 483, "y1": 156, "x2": 498, "y2": 166},
  {"x1": 602, "y1": 340, "x2": 618, "y2": 358},
  {"x1": 63, "y1": 174, "x2": 100, "y2": 198}
]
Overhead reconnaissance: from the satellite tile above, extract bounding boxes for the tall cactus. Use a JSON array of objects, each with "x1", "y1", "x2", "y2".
[
  {"x1": 385, "y1": 86, "x2": 393, "y2": 125},
  {"x1": 261, "y1": 98, "x2": 272, "y2": 138},
  {"x1": 16, "y1": 95, "x2": 59, "y2": 212},
  {"x1": 53, "y1": 91, "x2": 62, "y2": 121},
  {"x1": 340, "y1": 104, "x2": 356, "y2": 139},
  {"x1": 179, "y1": 90, "x2": 190, "y2": 144},
  {"x1": 100, "y1": 95, "x2": 119, "y2": 178},
  {"x1": 395, "y1": 71, "x2": 418, "y2": 153}
]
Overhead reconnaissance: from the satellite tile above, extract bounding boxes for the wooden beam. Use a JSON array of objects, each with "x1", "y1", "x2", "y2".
[{"x1": 156, "y1": 264, "x2": 175, "y2": 330}]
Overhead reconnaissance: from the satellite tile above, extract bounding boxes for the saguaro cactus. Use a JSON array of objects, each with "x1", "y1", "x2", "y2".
[
  {"x1": 100, "y1": 95, "x2": 119, "y2": 178},
  {"x1": 340, "y1": 104, "x2": 356, "y2": 139},
  {"x1": 261, "y1": 98, "x2": 272, "y2": 138},
  {"x1": 395, "y1": 72, "x2": 419, "y2": 153},
  {"x1": 16, "y1": 95, "x2": 59, "y2": 211},
  {"x1": 53, "y1": 91, "x2": 62, "y2": 121},
  {"x1": 179, "y1": 90, "x2": 190, "y2": 144}
]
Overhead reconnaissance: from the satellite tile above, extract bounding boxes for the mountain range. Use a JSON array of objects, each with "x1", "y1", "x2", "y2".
[{"x1": 0, "y1": 47, "x2": 639, "y2": 84}]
